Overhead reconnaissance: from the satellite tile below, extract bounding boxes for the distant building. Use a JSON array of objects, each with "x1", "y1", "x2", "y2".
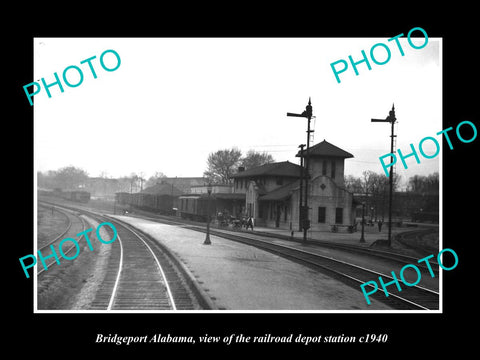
[
  {"x1": 159, "y1": 177, "x2": 206, "y2": 194},
  {"x1": 141, "y1": 182, "x2": 183, "y2": 196},
  {"x1": 119, "y1": 140, "x2": 357, "y2": 232},
  {"x1": 190, "y1": 184, "x2": 232, "y2": 194},
  {"x1": 85, "y1": 177, "x2": 121, "y2": 199}
]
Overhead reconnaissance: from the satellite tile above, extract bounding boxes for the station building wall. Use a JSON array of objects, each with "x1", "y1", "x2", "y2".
[{"x1": 282, "y1": 175, "x2": 355, "y2": 232}]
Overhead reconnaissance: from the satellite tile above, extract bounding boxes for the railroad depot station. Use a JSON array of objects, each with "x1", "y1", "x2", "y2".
[
  {"x1": 36, "y1": 100, "x2": 440, "y2": 311},
  {"x1": 116, "y1": 139, "x2": 356, "y2": 233}
]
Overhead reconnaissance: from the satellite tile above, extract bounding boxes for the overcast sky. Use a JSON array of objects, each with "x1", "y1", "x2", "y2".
[{"x1": 34, "y1": 37, "x2": 441, "y2": 187}]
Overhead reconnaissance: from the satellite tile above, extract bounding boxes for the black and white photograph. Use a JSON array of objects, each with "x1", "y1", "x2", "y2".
[
  {"x1": 32, "y1": 36, "x2": 442, "y2": 313},
  {"x1": 11, "y1": 12, "x2": 478, "y2": 355}
]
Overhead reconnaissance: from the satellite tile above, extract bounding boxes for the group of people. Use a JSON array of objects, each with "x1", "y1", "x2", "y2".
[
  {"x1": 358, "y1": 218, "x2": 384, "y2": 232},
  {"x1": 243, "y1": 216, "x2": 254, "y2": 230},
  {"x1": 217, "y1": 211, "x2": 254, "y2": 231}
]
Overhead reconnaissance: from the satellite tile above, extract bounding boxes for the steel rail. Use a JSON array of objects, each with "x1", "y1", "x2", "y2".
[
  {"x1": 102, "y1": 211, "x2": 439, "y2": 309},
  {"x1": 37, "y1": 209, "x2": 87, "y2": 276},
  {"x1": 105, "y1": 220, "x2": 177, "y2": 311},
  {"x1": 38, "y1": 202, "x2": 209, "y2": 310},
  {"x1": 37, "y1": 205, "x2": 72, "y2": 251},
  {"x1": 195, "y1": 226, "x2": 439, "y2": 310}
]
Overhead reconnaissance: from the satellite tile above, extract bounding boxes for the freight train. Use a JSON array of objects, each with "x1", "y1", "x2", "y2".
[
  {"x1": 115, "y1": 191, "x2": 242, "y2": 223},
  {"x1": 116, "y1": 192, "x2": 178, "y2": 216},
  {"x1": 38, "y1": 188, "x2": 91, "y2": 203},
  {"x1": 177, "y1": 194, "x2": 211, "y2": 221},
  {"x1": 60, "y1": 190, "x2": 91, "y2": 202}
]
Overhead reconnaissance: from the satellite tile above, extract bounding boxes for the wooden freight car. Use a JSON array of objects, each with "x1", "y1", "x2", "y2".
[
  {"x1": 178, "y1": 194, "x2": 211, "y2": 221},
  {"x1": 55, "y1": 189, "x2": 90, "y2": 203},
  {"x1": 115, "y1": 192, "x2": 132, "y2": 205},
  {"x1": 66, "y1": 190, "x2": 90, "y2": 203},
  {"x1": 126, "y1": 192, "x2": 178, "y2": 216}
]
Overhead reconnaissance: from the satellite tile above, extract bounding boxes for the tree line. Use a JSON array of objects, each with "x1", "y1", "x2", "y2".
[
  {"x1": 345, "y1": 171, "x2": 439, "y2": 195},
  {"x1": 37, "y1": 152, "x2": 439, "y2": 209},
  {"x1": 36, "y1": 148, "x2": 275, "y2": 192},
  {"x1": 345, "y1": 170, "x2": 439, "y2": 221},
  {"x1": 37, "y1": 166, "x2": 161, "y2": 193}
]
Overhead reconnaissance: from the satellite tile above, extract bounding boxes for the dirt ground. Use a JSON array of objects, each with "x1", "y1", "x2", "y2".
[{"x1": 36, "y1": 208, "x2": 112, "y2": 310}]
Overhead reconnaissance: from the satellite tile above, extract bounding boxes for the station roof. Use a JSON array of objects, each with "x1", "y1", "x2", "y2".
[
  {"x1": 296, "y1": 140, "x2": 354, "y2": 159},
  {"x1": 259, "y1": 180, "x2": 299, "y2": 201},
  {"x1": 179, "y1": 193, "x2": 245, "y2": 200},
  {"x1": 213, "y1": 193, "x2": 246, "y2": 200},
  {"x1": 230, "y1": 161, "x2": 301, "y2": 179}
]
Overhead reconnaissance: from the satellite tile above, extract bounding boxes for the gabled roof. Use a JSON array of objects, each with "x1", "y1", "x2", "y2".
[
  {"x1": 296, "y1": 140, "x2": 354, "y2": 159},
  {"x1": 179, "y1": 193, "x2": 245, "y2": 200},
  {"x1": 259, "y1": 180, "x2": 299, "y2": 201},
  {"x1": 230, "y1": 161, "x2": 302, "y2": 179}
]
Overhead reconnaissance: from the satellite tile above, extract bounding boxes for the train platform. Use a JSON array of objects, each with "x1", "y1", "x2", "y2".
[
  {"x1": 245, "y1": 224, "x2": 400, "y2": 247},
  {"x1": 110, "y1": 215, "x2": 392, "y2": 311},
  {"x1": 108, "y1": 203, "x2": 437, "y2": 252},
  {"x1": 246, "y1": 222, "x2": 439, "y2": 257}
]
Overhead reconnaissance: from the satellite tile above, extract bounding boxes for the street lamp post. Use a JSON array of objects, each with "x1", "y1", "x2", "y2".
[
  {"x1": 203, "y1": 183, "x2": 212, "y2": 245},
  {"x1": 360, "y1": 202, "x2": 366, "y2": 243}
]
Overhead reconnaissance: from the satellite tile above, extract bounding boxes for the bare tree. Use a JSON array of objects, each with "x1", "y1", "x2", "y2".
[
  {"x1": 344, "y1": 174, "x2": 363, "y2": 193},
  {"x1": 99, "y1": 170, "x2": 109, "y2": 178},
  {"x1": 54, "y1": 166, "x2": 89, "y2": 190},
  {"x1": 345, "y1": 170, "x2": 401, "y2": 221},
  {"x1": 407, "y1": 172, "x2": 439, "y2": 194},
  {"x1": 137, "y1": 172, "x2": 146, "y2": 192},
  {"x1": 240, "y1": 150, "x2": 274, "y2": 170},
  {"x1": 129, "y1": 173, "x2": 139, "y2": 193},
  {"x1": 145, "y1": 171, "x2": 167, "y2": 188},
  {"x1": 204, "y1": 147, "x2": 242, "y2": 184}
]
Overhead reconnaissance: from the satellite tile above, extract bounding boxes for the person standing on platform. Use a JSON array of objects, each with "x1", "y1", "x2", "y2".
[{"x1": 247, "y1": 216, "x2": 254, "y2": 231}]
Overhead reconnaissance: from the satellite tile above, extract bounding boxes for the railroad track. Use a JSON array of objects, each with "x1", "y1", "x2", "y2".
[
  {"x1": 210, "y1": 226, "x2": 440, "y2": 276},
  {"x1": 38, "y1": 200, "x2": 439, "y2": 310},
  {"x1": 91, "y1": 216, "x2": 177, "y2": 310},
  {"x1": 37, "y1": 205, "x2": 88, "y2": 276},
  {"x1": 395, "y1": 228, "x2": 439, "y2": 256},
  {"x1": 109, "y1": 212, "x2": 440, "y2": 310},
  {"x1": 37, "y1": 204, "x2": 71, "y2": 248},
  {"x1": 38, "y1": 201, "x2": 214, "y2": 311},
  {"x1": 118, "y1": 209, "x2": 440, "y2": 276},
  {"x1": 185, "y1": 226, "x2": 440, "y2": 310}
]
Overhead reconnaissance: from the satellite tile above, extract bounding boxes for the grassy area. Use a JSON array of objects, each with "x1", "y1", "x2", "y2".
[
  {"x1": 36, "y1": 216, "x2": 112, "y2": 310},
  {"x1": 398, "y1": 230, "x2": 439, "y2": 253},
  {"x1": 37, "y1": 205, "x2": 69, "y2": 247}
]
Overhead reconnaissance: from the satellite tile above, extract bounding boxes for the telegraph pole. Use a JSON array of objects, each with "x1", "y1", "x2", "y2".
[
  {"x1": 287, "y1": 98, "x2": 313, "y2": 243},
  {"x1": 371, "y1": 104, "x2": 396, "y2": 247}
]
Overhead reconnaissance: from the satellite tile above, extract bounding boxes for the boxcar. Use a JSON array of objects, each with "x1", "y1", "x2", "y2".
[
  {"x1": 127, "y1": 192, "x2": 178, "y2": 215},
  {"x1": 67, "y1": 190, "x2": 90, "y2": 203},
  {"x1": 178, "y1": 195, "x2": 211, "y2": 221}
]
